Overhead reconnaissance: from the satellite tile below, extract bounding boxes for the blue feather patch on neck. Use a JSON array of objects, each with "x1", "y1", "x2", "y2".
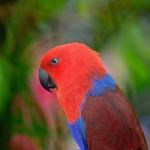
[{"x1": 87, "y1": 74, "x2": 116, "y2": 97}]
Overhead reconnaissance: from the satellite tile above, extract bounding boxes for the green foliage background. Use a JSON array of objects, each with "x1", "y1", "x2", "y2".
[{"x1": 0, "y1": 0, "x2": 150, "y2": 149}]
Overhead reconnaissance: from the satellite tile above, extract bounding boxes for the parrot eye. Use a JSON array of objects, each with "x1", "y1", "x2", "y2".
[{"x1": 51, "y1": 58, "x2": 58, "y2": 65}]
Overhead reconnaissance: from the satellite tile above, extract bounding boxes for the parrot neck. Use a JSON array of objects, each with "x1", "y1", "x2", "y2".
[
  {"x1": 87, "y1": 74, "x2": 116, "y2": 97},
  {"x1": 57, "y1": 74, "x2": 92, "y2": 123},
  {"x1": 57, "y1": 74, "x2": 116, "y2": 124}
]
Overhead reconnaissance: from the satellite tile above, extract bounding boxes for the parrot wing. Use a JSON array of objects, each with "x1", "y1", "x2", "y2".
[
  {"x1": 67, "y1": 117, "x2": 88, "y2": 150},
  {"x1": 81, "y1": 86, "x2": 147, "y2": 150}
]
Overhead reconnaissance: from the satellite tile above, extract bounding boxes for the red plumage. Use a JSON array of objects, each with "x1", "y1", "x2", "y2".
[{"x1": 41, "y1": 42, "x2": 107, "y2": 123}]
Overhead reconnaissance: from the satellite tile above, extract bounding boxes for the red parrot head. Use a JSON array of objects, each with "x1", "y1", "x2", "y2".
[
  {"x1": 39, "y1": 42, "x2": 106, "y2": 92},
  {"x1": 39, "y1": 42, "x2": 107, "y2": 122}
]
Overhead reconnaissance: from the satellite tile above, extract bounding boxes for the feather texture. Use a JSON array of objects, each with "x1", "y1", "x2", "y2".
[
  {"x1": 82, "y1": 85, "x2": 147, "y2": 150},
  {"x1": 68, "y1": 117, "x2": 88, "y2": 150},
  {"x1": 68, "y1": 75, "x2": 147, "y2": 150},
  {"x1": 39, "y1": 42, "x2": 148, "y2": 150}
]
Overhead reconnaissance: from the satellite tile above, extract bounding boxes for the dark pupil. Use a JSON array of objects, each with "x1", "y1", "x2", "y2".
[{"x1": 51, "y1": 58, "x2": 57, "y2": 64}]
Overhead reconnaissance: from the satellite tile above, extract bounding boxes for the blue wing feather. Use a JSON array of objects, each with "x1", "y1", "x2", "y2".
[{"x1": 67, "y1": 117, "x2": 88, "y2": 150}]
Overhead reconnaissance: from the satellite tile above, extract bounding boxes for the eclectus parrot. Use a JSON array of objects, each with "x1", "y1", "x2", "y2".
[{"x1": 39, "y1": 43, "x2": 148, "y2": 150}]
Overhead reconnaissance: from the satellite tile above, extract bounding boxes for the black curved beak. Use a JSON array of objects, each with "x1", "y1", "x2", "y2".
[{"x1": 39, "y1": 68, "x2": 56, "y2": 92}]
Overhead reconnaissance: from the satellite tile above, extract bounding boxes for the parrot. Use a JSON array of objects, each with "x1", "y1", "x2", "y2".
[{"x1": 39, "y1": 42, "x2": 148, "y2": 150}]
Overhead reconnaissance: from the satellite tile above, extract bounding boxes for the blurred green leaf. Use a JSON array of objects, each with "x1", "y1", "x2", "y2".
[
  {"x1": 0, "y1": 58, "x2": 12, "y2": 117},
  {"x1": 0, "y1": 0, "x2": 68, "y2": 149}
]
